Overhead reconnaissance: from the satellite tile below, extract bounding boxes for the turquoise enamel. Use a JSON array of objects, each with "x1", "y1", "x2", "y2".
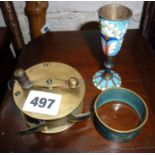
[{"x1": 93, "y1": 88, "x2": 148, "y2": 142}]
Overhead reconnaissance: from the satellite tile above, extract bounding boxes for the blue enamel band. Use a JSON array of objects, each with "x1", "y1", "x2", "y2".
[{"x1": 93, "y1": 88, "x2": 148, "y2": 142}]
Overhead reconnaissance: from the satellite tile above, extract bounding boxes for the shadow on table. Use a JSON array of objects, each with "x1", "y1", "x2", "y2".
[
  {"x1": 80, "y1": 21, "x2": 99, "y2": 31},
  {"x1": 28, "y1": 96, "x2": 99, "y2": 152},
  {"x1": 80, "y1": 21, "x2": 106, "y2": 69}
]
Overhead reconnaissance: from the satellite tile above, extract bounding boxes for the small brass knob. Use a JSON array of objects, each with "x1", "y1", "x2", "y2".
[{"x1": 67, "y1": 77, "x2": 79, "y2": 89}]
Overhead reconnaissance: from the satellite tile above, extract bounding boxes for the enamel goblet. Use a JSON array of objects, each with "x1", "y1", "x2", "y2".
[{"x1": 93, "y1": 4, "x2": 132, "y2": 90}]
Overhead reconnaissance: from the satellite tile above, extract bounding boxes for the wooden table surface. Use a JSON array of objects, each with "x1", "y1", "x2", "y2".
[
  {"x1": 0, "y1": 27, "x2": 14, "y2": 102},
  {"x1": 1, "y1": 30, "x2": 155, "y2": 153}
]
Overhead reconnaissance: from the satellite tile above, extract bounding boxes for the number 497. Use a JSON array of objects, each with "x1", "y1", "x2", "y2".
[{"x1": 30, "y1": 97, "x2": 55, "y2": 109}]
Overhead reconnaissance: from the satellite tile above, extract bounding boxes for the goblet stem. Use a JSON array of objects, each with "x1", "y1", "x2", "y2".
[{"x1": 102, "y1": 56, "x2": 114, "y2": 80}]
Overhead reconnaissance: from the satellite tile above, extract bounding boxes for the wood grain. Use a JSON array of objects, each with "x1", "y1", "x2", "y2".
[{"x1": 0, "y1": 30, "x2": 155, "y2": 152}]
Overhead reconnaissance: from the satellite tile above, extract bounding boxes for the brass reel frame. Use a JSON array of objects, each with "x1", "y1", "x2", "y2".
[{"x1": 13, "y1": 62, "x2": 86, "y2": 133}]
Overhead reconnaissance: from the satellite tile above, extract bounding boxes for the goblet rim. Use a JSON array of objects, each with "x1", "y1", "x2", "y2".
[{"x1": 98, "y1": 4, "x2": 133, "y2": 21}]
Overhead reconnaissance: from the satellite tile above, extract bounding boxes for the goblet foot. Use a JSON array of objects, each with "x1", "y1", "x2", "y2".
[{"x1": 93, "y1": 70, "x2": 121, "y2": 91}]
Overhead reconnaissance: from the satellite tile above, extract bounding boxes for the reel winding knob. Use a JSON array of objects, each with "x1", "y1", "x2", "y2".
[
  {"x1": 67, "y1": 77, "x2": 79, "y2": 89},
  {"x1": 14, "y1": 69, "x2": 32, "y2": 89}
]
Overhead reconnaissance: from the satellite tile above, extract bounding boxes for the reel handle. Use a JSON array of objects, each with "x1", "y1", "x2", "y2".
[{"x1": 68, "y1": 112, "x2": 91, "y2": 123}]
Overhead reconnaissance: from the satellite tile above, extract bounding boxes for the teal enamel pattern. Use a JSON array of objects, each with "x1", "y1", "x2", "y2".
[
  {"x1": 93, "y1": 70, "x2": 121, "y2": 91},
  {"x1": 93, "y1": 88, "x2": 148, "y2": 142},
  {"x1": 99, "y1": 16, "x2": 130, "y2": 56}
]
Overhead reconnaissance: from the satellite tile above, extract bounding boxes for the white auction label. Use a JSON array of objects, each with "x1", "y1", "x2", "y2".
[{"x1": 23, "y1": 90, "x2": 62, "y2": 116}]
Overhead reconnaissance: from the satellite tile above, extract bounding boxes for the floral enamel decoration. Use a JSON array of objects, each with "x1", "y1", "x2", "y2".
[
  {"x1": 93, "y1": 4, "x2": 132, "y2": 91},
  {"x1": 101, "y1": 21, "x2": 122, "y2": 39},
  {"x1": 101, "y1": 33, "x2": 120, "y2": 56},
  {"x1": 99, "y1": 17, "x2": 129, "y2": 56}
]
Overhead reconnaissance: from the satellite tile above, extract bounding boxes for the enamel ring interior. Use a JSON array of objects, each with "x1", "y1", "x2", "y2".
[{"x1": 13, "y1": 62, "x2": 85, "y2": 133}]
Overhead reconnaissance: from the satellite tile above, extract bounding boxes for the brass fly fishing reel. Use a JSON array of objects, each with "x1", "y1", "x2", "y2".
[{"x1": 13, "y1": 62, "x2": 88, "y2": 134}]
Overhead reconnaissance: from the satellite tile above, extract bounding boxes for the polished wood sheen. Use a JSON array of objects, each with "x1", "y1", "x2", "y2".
[
  {"x1": 0, "y1": 30, "x2": 155, "y2": 152},
  {"x1": 26, "y1": 1, "x2": 48, "y2": 39}
]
